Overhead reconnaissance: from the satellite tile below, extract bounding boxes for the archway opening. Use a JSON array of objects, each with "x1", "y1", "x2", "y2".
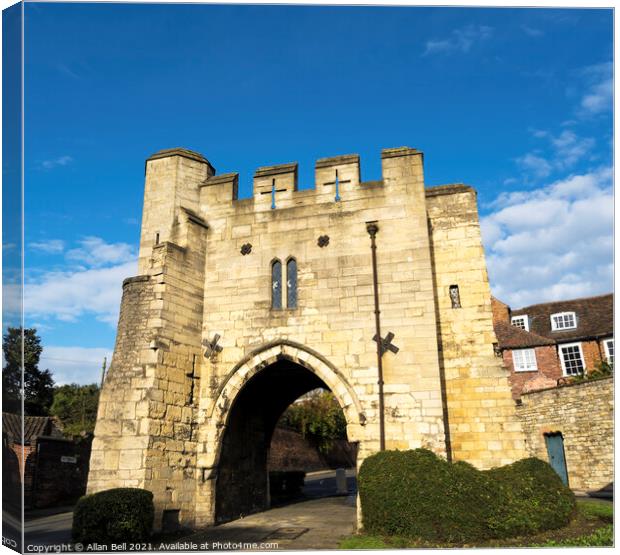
[
  {"x1": 269, "y1": 388, "x2": 357, "y2": 499},
  {"x1": 214, "y1": 358, "x2": 353, "y2": 524}
]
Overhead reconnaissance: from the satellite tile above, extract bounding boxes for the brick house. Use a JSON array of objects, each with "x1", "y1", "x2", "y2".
[
  {"x1": 492, "y1": 294, "x2": 613, "y2": 399},
  {"x1": 2, "y1": 412, "x2": 64, "y2": 479},
  {"x1": 2, "y1": 413, "x2": 92, "y2": 508}
]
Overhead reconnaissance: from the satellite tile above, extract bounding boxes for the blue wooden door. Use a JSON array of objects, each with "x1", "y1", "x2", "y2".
[{"x1": 545, "y1": 433, "x2": 569, "y2": 486}]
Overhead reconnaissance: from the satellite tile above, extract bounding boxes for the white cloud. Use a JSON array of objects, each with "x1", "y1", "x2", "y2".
[
  {"x1": 66, "y1": 236, "x2": 135, "y2": 267},
  {"x1": 579, "y1": 62, "x2": 612, "y2": 116},
  {"x1": 40, "y1": 346, "x2": 114, "y2": 385},
  {"x1": 515, "y1": 129, "x2": 595, "y2": 181},
  {"x1": 41, "y1": 155, "x2": 73, "y2": 170},
  {"x1": 549, "y1": 130, "x2": 595, "y2": 169},
  {"x1": 521, "y1": 25, "x2": 543, "y2": 37},
  {"x1": 24, "y1": 260, "x2": 136, "y2": 325},
  {"x1": 481, "y1": 167, "x2": 613, "y2": 308},
  {"x1": 423, "y1": 25, "x2": 493, "y2": 56},
  {"x1": 23, "y1": 237, "x2": 137, "y2": 326},
  {"x1": 29, "y1": 239, "x2": 65, "y2": 254},
  {"x1": 516, "y1": 152, "x2": 552, "y2": 178}
]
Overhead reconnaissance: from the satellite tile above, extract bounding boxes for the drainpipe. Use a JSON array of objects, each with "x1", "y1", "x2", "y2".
[{"x1": 366, "y1": 221, "x2": 385, "y2": 451}]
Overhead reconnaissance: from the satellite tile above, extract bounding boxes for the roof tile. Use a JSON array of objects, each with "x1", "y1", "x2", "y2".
[{"x1": 511, "y1": 293, "x2": 613, "y2": 342}]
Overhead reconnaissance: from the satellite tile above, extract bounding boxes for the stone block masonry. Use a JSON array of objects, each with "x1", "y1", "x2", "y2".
[
  {"x1": 88, "y1": 146, "x2": 528, "y2": 531},
  {"x1": 517, "y1": 377, "x2": 613, "y2": 493}
]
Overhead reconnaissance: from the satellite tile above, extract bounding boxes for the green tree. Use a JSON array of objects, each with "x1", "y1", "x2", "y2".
[
  {"x1": 2, "y1": 327, "x2": 55, "y2": 415},
  {"x1": 50, "y1": 383, "x2": 100, "y2": 436},
  {"x1": 280, "y1": 389, "x2": 347, "y2": 453}
]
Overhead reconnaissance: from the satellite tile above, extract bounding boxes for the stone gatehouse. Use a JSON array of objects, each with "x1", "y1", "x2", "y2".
[{"x1": 87, "y1": 146, "x2": 527, "y2": 529}]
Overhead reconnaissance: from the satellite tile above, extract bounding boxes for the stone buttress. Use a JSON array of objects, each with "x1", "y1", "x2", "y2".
[{"x1": 88, "y1": 149, "x2": 212, "y2": 529}]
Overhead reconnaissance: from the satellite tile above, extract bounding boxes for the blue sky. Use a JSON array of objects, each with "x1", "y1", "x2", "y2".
[{"x1": 12, "y1": 2, "x2": 613, "y2": 385}]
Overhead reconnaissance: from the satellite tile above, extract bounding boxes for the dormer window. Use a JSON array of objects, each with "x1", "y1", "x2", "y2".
[
  {"x1": 511, "y1": 315, "x2": 529, "y2": 331},
  {"x1": 551, "y1": 312, "x2": 577, "y2": 331}
]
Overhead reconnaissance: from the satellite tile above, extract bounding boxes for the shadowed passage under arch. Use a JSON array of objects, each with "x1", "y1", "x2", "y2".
[{"x1": 215, "y1": 358, "x2": 341, "y2": 523}]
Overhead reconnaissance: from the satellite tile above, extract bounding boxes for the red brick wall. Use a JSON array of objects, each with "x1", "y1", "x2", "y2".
[
  {"x1": 9, "y1": 443, "x2": 33, "y2": 480},
  {"x1": 491, "y1": 297, "x2": 510, "y2": 324},
  {"x1": 581, "y1": 340, "x2": 605, "y2": 371},
  {"x1": 504, "y1": 345, "x2": 563, "y2": 399}
]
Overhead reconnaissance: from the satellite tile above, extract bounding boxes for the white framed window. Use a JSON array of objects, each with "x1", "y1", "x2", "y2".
[
  {"x1": 603, "y1": 338, "x2": 614, "y2": 365},
  {"x1": 513, "y1": 348, "x2": 538, "y2": 371},
  {"x1": 511, "y1": 315, "x2": 529, "y2": 331},
  {"x1": 551, "y1": 312, "x2": 577, "y2": 331},
  {"x1": 559, "y1": 342, "x2": 585, "y2": 376}
]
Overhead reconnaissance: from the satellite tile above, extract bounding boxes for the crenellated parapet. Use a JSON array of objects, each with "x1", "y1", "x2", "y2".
[{"x1": 190, "y1": 146, "x2": 425, "y2": 212}]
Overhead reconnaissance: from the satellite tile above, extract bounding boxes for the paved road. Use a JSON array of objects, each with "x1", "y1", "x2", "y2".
[
  {"x1": 20, "y1": 469, "x2": 356, "y2": 550},
  {"x1": 301, "y1": 468, "x2": 357, "y2": 500},
  {"x1": 3, "y1": 508, "x2": 23, "y2": 552},
  {"x1": 24, "y1": 506, "x2": 75, "y2": 548},
  {"x1": 19, "y1": 478, "x2": 613, "y2": 551},
  {"x1": 185, "y1": 495, "x2": 356, "y2": 550}
]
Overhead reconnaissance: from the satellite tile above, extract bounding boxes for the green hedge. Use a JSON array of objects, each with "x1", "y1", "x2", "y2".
[
  {"x1": 486, "y1": 457, "x2": 575, "y2": 537},
  {"x1": 72, "y1": 488, "x2": 154, "y2": 545},
  {"x1": 358, "y1": 449, "x2": 575, "y2": 543}
]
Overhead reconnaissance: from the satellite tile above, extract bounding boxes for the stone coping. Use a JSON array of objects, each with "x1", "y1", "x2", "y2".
[
  {"x1": 519, "y1": 375, "x2": 613, "y2": 398},
  {"x1": 315, "y1": 154, "x2": 360, "y2": 169},
  {"x1": 146, "y1": 147, "x2": 216, "y2": 173},
  {"x1": 425, "y1": 183, "x2": 475, "y2": 197},
  {"x1": 381, "y1": 146, "x2": 422, "y2": 159},
  {"x1": 122, "y1": 275, "x2": 150, "y2": 287},
  {"x1": 359, "y1": 180, "x2": 384, "y2": 188},
  {"x1": 201, "y1": 173, "x2": 239, "y2": 187},
  {"x1": 254, "y1": 162, "x2": 298, "y2": 178}
]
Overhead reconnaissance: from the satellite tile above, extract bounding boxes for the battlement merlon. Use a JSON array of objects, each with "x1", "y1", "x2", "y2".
[
  {"x1": 253, "y1": 162, "x2": 298, "y2": 210},
  {"x1": 196, "y1": 146, "x2": 424, "y2": 207},
  {"x1": 139, "y1": 146, "x2": 439, "y2": 260}
]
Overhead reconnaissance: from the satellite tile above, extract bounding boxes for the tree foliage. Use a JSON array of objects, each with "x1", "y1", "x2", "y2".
[
  {"x1": 279, "y1": 389, "x2": 347, "y2": 453},
  {"x1": 51, "y1": 383, "x2": 100, "y2": 436},
  {"x1": 2, "y1": 327, "x2": 55, "y2": 415}
]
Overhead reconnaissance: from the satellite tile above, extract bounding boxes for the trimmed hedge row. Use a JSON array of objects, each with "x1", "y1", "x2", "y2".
[
  {"x1": 358, "y1": 449, "x2": 575, "y2": 543},
  {"x1": 72, "y1": 488, "x2": 154, "y2": 545}
]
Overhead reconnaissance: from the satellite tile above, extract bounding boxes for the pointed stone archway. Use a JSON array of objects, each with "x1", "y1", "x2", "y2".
[{"x1": 194, "y1": 340, "x2": 366, "y2": 527}]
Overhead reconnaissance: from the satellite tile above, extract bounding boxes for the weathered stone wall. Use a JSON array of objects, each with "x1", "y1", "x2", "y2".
[
  {"x1": 426, "y1": 186, "x2": 527, "y2": 468},
  {"x1": 89, "y1": 275, "x2": 157, "y2": 495},
  {"x1": 192, "y1": 147, "x2": 453, "y2": 525},
  {"x1": 138, "y1": 150, "x2": 214, "y2": 271},
  {"x1": 89, "y1": 152, "x2": 211, "y2": 529},
  {"x1": 89, "y1": 146, "x2": 529, "y2": 529},
  {"x1": 517, "y1": 377, "x2": 613, "y2": 493}
]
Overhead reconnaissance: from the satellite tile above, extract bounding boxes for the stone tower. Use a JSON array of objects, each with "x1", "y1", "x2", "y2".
[{"x1": 88, "y1": 146, "x2": 526, "y2": 530}]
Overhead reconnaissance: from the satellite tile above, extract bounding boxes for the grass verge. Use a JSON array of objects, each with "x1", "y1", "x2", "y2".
[{"x1": 339, "y1": 499, "x2": 613, "y2": 549}]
